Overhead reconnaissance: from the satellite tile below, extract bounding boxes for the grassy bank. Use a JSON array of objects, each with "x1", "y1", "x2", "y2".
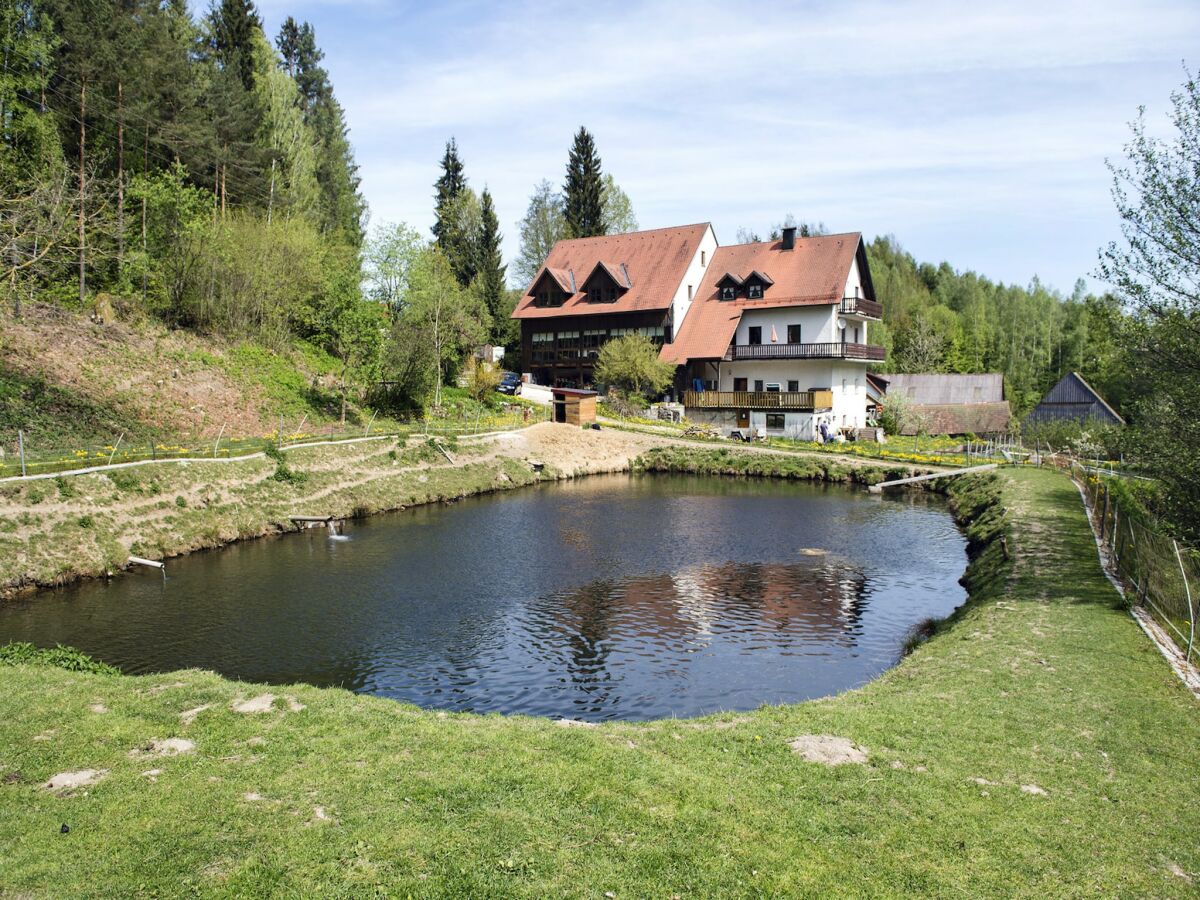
[
  {"x1": 633, "y1": 444, "x2": 926, "y2": 485},
  {"x1": 0, "y1": 435, "x2": 550, "y2": 596},
  {"x1": 1, "y1": 467, "x2": 1197, "y2": 896}
]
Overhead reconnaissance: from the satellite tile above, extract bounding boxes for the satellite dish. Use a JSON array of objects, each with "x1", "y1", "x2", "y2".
[{"x1": 837, "y1": 318, "x2": 847, "y2": 330}]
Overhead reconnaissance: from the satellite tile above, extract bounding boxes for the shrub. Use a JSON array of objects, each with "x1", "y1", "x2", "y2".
[{"x1": 0, "y1": 642, "x2": 120, "y2": 675}]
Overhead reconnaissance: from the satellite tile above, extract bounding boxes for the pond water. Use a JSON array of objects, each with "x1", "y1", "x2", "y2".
[{"x1": 0, "y1": 475, "x2": 968, "y2": 721}]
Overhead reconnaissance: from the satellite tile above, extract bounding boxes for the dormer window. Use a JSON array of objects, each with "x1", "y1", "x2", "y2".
[
  {"x1": 716, "y1": 272, "x2": 744, "y2": 301},
  {"x1": 529, "y1": 267, "x2": 575, "y2": 307},
  {"x1": 743, "y1": 270, "x2": 774, "y2": 301},
  {"x1": 583, "y1": 261, "x2": 629, "y2": 304}
]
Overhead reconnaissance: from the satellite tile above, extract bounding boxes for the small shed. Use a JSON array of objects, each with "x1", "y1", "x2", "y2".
[
  {"x1": 551, "y1": 387, "x2": 598, "y2": 425},
  {"x1": 1025, "y1": 372, "x2": 1124, "y2": 427}
]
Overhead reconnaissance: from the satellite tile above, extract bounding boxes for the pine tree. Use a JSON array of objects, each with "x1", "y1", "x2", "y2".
[
  {"x1": 431, "y1": 137, "x2": 465, "y2": 246},
  {"x1": 475, "y1": 188, "x2": 507, "y2": 341},
  {"x1": 563, "y1": 127, "x2": 604, "y2": 238}
]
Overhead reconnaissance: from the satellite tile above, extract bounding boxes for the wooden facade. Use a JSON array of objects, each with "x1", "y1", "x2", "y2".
[{"x1": 521, "y1": 310, "x2": 672, "y2": 388}]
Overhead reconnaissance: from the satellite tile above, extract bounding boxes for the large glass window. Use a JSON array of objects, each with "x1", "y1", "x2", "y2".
[
  {"x1": 787, "y1": 324, "x2": 802, "y2": 344},
  {"x1": 748, "y1": 326, "x2": 762, "y2": 345},
  {"x1": 766, "y1": 413, "x2": 785, "y2": 430}
]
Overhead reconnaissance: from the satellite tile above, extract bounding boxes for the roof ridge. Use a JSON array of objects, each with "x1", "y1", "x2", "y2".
[{"x1": 552, "y1": 222, "x2": 712, "y2": 244}]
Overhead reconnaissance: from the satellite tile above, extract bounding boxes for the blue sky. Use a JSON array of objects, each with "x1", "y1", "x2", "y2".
[{"x1": 252, "y1": 0, "x2": 1200, "y2": 294}]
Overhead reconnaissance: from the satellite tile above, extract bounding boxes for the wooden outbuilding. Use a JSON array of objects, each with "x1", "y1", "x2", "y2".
[{"x1": 551, "y1": 387, "x2": 598, "y2": 425}]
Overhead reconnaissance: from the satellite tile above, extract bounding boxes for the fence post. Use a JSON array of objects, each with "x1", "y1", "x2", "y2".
[
  {"x1": 1174, "y1": 539, "x2": 1196, "y2": 666},
  {"x1": 18, "y1": 429, "x2": 26, "y2": 478},
  {"x1": 108, "y1": 432, "x2": 125, "y2": 466},
  {"x1": 213, "y1": 422, "x2": 226, "y2": 458}
]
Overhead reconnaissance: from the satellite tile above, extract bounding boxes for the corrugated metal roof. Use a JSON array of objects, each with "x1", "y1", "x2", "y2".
[
  {"x1": 897, "y1": 401, "x2": 1012, "y2": 435},
  {"x1": 1025, "y1": 373, "x2": 1124, "y2": 425},
  {"x1": 884, "y1": 373, "x2": 1004, "y2": 404}
]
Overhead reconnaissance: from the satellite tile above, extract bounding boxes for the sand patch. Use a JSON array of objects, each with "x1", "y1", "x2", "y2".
[
  {"x1": 32, "y1": 730, "x2": 56, "y2": 742},
  {"x1": 284, "y1": 696, "x2": 306, "y2": 712},
  {"x1": 312, "y1": 805, "x2": 330, "y2": 821},
  {"x1": 181, "y1": 704, "x2": 213, "y2": 725},
  {"x1": 787, "y1": 735, "x2": 868, "y2": 766},
  {"x1": 1020, "y1": 783, "x2": 1048, "y2": 796},
  {"x1": 231, "y1": 694, "x2": 276, "y2": 714},
  {"x1": 88, "y1": 702, "x2": 108, "y2": 714},
  {"x1": 44, "y1": 769, "x2": 107, "y2": 792},
  {"x1": 130, "y1": 738, "x2": 195, "y2": 758}
]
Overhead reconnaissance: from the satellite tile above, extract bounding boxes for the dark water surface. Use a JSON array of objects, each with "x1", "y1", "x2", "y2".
[{"x1": 0, "y1": 475, "x2": 968, "y2": 720}]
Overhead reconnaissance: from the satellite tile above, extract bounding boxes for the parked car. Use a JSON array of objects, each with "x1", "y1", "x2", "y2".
[{"x1": 497, "y1": 371, "x2": 522, "y2": 395}]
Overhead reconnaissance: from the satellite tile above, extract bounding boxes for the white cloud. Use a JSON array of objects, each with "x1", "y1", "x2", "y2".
[{"x1": 303, "y1": 0, "x2": 1200, "y2": 289}]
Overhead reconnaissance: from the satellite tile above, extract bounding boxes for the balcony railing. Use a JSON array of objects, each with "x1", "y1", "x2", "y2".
[
  {"x1": 730, "y1": 342, "x2": 885, "y2": 361},
  {"x1": 838, "y1": 297, "x2": 883, "y2": 319},
  {"x1": 684, "y1": 389, "x2": 834, "y2": 410}
]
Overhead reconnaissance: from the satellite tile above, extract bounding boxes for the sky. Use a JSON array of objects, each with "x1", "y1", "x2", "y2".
[{"x1": 251, "y1": 0, "x2": 1200, "y2": 294}]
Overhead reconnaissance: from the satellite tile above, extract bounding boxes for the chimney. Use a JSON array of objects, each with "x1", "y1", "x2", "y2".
[{"x1": 781, "y1": 226, "x2": 797, "y2": 251}]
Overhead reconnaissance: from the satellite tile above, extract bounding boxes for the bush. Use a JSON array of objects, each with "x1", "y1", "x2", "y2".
[{"x1": 594, "y1": 335, "x2": 674, "y2": 403}]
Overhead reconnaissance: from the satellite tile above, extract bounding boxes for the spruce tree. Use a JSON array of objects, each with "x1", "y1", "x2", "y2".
[
  {"x1": 431, "y1": 137, "x2": 466, "y2": 246},
  {"x1": 476, "y1": 188, "x2": 507, "y2": 341},
  {"x1": 563, "y1": 126, "x2": 604, "y2": 238},
  {"x1": 209, "y1": 0, "x2": 261, "y2": 91}
]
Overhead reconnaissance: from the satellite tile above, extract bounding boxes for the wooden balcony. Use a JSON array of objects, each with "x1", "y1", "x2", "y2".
[
  {"x1": 839, "y1": 297, "x2": 883, "y2": 319},
  {"x1": 730, "y1": 342, "x2": 885, "y2": 361},
  {"x1": 684, "y1": 389, "x2": 834, "y2": 410}
]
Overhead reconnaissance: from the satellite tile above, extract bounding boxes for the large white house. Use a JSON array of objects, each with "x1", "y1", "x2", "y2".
[{"x1": 513, "y1": 225, "x2": 883, "y2": 438}]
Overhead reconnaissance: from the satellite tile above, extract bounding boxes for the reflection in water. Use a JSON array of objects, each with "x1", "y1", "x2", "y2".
[{"x1": 0, "y1": 474, "x2": 968, "y2": 720}]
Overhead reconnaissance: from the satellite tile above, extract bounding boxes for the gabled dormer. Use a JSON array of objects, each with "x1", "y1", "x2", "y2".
[
  {"x1": 716, "y1": 272, "x2": 744, "y2": 301},
  {"x1": 583, "y1": 261, "x2": 631, "y2": 304},
  {"x1": 743, "y1": 270, "x2": 774, "y2": 300},
  {"x1": 529, "y1": 266, "x2": 576, "y2": 307}
]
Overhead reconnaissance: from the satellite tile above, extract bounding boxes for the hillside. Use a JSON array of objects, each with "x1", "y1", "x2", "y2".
[{"x1": 0, "y1": 304, "x2": 350, "y2": 454}]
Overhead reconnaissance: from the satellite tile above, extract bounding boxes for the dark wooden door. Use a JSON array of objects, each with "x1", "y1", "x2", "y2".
[{"x1": 736, "y1": 410, "x2": 750, "y2": 429}]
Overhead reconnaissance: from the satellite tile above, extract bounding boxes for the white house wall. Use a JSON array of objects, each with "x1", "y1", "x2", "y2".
[
  {"x1": 734, "y1": 305, "x2": 837, "y2": 345},
  {"x1": 669, "y1": 225, "x2": 718, "y2": 340},
  {"x1": 844, "y1": 255, "x2": 864, "y2": 300},
  {"x1": 714, "y1": 359, "x2": 870, "y2": 430}
]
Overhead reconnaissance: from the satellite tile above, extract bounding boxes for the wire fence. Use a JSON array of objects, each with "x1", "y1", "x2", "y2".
[
  {"x1": 1071, "y1": 461, "x2": 1198, "y2": 668},
  {"x1": 0, "y1": 403, "x2": 551, "y2": 481}
]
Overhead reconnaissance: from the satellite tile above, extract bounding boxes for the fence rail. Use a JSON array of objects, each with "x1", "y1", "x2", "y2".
[
  {"x1": 1070, "y1": 461, "x2": 1197, "y2": 668},
  {"x1": 0, "y1": 405, "x2": 549, "y2": 481}
]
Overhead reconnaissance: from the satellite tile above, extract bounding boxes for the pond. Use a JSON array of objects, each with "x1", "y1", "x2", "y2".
[{"x1": 0, "y1": 474, "x2": 968, "y2": 721}]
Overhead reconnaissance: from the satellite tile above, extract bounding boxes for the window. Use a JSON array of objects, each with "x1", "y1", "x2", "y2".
[
  {"x1": 733, "y1": 377, "x2": 748, "y2": 391},
  {"x1": 589, "y1": 285, "x2": 617, "y2": 303},
  {"x1": 754, "y1": 380, "x2": 764, "y2": 392},
  {"x1": 765, "y1": 383, "x2": 781, "y2": 393},
  {"x1": 766, "y1": 413, "x2": 785, "y2": 430},
  {"x1": 747, "y1": 284, "x2": 763, "y2": 300},
  {"x1": 701, "y1": 251, "x2": 707, "y2": 267},
  {"x1": 687, "y1": 284, "x2": 694, "y2": 301},
  {"x1": 583, "y1": 330, "x2": 605, "y2": 357},
  {"x1": 536, "y1": 289, "x2": 564, "y2": 307},
  {"x1": 841, "y1": 378, "x2": 847, "y2": 391},
  {"x1": 787, "y1": 324, "x2": 802, "y2": 344},
  {"x1": 720, "y1": 285, "x2": 736, "y2": 301},
  {"x1": 787, "y1": 380, "x2": 799, "y2": 392},
  {"x1": 852, "y1": 326, "x2": 859, "y2": 343},
  {"x1": 557, "y1": 331, "x2": 580, "y2": 359},
  {"x1": 748, "y1": 326, "x2": 762, "y2": 345}
]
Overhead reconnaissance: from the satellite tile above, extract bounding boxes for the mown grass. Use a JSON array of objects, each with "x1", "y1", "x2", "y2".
[{"x1": 0, "y1": 468, "x2": 1197, "y2": 896}]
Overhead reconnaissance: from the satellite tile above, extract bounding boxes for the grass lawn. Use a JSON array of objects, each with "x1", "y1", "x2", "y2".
[{"x1": 0, "y1": 468, "x2": 1197, "y2": 896}]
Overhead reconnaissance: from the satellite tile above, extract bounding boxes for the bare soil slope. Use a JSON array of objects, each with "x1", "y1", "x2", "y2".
[{"x1": 1, "y1": 304, "x2": 334, "y2": 445}]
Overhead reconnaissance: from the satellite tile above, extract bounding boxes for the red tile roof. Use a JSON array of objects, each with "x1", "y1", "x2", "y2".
[
  {"x1": 512, "y1": 223, "x2": 710, "y2": 320},
  {"x1": 662, "y1": 232, "x2": 865, "y2": 363}
]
